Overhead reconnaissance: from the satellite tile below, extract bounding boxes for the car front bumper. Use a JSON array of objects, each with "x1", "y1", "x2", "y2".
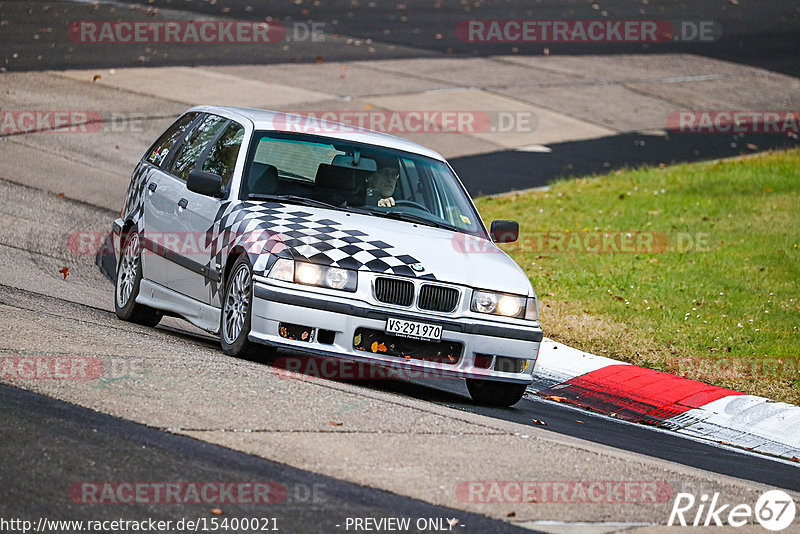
[{"x1": 249, "y1": 281, "x2": 542, "y2": 384}]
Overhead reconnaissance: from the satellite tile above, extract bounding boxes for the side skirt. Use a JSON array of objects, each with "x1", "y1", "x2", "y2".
[{"x1": 137, "y1": 279, "x2": 221, "y2": 334}]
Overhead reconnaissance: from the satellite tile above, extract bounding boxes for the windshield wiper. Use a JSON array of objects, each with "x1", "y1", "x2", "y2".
[
  {"x1": 380, "y1": 211, "x2": 459, "y2": 231},
  {"x1": 248, "y1": 194, "x2": 341, "y2": 210}
]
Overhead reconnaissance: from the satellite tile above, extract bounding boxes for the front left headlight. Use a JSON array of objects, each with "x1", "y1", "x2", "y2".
[
  {"x1": 471, "y1": 290, "x2": 537, "y2": 320},
  {"x1": 268, "y1": 258, "x2": 357, "y2": 292}
]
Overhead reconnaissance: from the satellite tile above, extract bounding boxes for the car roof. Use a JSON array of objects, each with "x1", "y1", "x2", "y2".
[{"x1": 188, "y1": 105, "x2": 447, "y2": 162}]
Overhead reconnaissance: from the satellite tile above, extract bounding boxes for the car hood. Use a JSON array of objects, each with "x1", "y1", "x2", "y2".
[
  {"x1": 344, "y1": 212, "x2": 533, "y2": 295},
  {"x1": 218, "y1": 201, "x2": 533, "y2": 296}
]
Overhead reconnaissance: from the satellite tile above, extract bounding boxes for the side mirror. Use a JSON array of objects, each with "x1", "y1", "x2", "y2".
[
  {"x1": 187, "y1": 170, "x2": 224, "y2": 198},
  {"x1": 490, "y1": 220, "x2": 519, "y2": 243}
]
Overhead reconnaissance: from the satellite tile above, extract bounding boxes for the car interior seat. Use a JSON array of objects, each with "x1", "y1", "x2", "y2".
[{"x1": 248, "y1": 163, "x2": 279, "y2": 196}]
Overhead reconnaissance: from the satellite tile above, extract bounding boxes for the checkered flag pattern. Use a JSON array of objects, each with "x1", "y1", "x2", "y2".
[
  {"x1": 204, "y1": 201, "x2": 433, "y2": 298},
  {"x1": 121, "y1": 165, "x2": 152, "y2": 229}
]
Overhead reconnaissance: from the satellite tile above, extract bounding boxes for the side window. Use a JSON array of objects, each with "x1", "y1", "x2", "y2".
[
  {"x1": 144, "y1": 112, "x2": 198, "y2": 166},
  {"x1": 201, "y1": 122, "x2": 245, "y2": 188},
  {"x1": 168, "y1": 115, "x2": 228, "y2": 181}
]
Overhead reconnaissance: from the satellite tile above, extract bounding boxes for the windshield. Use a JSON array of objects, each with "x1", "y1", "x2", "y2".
[{"x1": 241, "y1": 131, "x2": 486, "y2": 236}]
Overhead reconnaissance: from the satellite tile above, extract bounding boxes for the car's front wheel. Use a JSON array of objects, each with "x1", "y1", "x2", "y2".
[
  {"x1": 466, "y1": 378, "x2": 527, "y2": 407},
  {"x1": 220, "y1": 255, "x2": 259, "y2": 357},
  {"x1": 115, "y1": 229, "x2": 162, "y2": 327}
]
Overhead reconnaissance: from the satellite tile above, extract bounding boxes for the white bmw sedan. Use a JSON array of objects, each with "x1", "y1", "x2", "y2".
[{"x1": 112, "y1": 106, "x2": 542, "y2": 406}]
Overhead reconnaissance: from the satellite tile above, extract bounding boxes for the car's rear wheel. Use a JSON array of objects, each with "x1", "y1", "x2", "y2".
[
  {"x1": 220, "y1": 255, "x2": 259, "y2": 357},
  {"x1": 115, "y1": 229, "x2": 162, "y2": 327},
  {"x1": 466, "y1": 379, "x2": 527, "y2": 407}
]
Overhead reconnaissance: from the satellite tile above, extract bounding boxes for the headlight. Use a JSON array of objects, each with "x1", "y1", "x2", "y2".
[
  {"x1": 267, "y1": 259, "x2": 357, "y2": 292},
  {"x1": 471, "y1": 290, "x2": 497, "y2": 314},
  {"x1": 295, "y1": 262, "x2": 321, "y2": 285},
  {"x1": 324, "y1": 267, "x2": 351, "y2": 290},
  {"x1": 471, "y1": 290, "x2": 536, "y2": 320}
]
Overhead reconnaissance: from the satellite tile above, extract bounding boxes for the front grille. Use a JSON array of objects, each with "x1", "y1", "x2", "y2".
[
  {"x1": 418, "y1": 284, "x2": 459, "y2": 312},
  {"x1": 374, "y1": 277, "x2": 414, "y2": 307}
]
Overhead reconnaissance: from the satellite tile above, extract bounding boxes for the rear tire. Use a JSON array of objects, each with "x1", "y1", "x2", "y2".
[
  {"x1": 115, "y1": 229, "x2": 162, "y2": 327},
  {"x1": 220, "y1": 255, "x2": 259, "y2": 357},
  {"x1": 466, "y1": 379, "x2": 527, "y2": 407}
]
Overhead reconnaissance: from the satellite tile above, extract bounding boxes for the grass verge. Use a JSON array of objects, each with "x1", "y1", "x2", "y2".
[{"x1": 475, "y1": 148, "x2": 800, "y2": 405}]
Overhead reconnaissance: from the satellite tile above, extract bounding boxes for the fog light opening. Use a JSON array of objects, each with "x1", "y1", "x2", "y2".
[
  {"x1": 278, "y1": 323, "x2": 314, "y2": 342},
  {"x1": 494, "y1": 356, "x2": 524, "y2": 373},
  {"x1": 317, "y1": 329, "x2": 336, "y2": 345},
  {"x1": 474, "y1": 354, "x2": 493, "y2": 369}
]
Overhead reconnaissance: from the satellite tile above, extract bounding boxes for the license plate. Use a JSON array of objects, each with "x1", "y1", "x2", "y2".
[{"x1": 385, "y1": 318, "x2": 442, "y2": 341}]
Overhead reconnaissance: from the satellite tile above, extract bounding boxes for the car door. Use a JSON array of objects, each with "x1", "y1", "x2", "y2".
[
  {"x1": 144, "y1": 113, "x2": 228, "y2": 302},
  {"x1": 175, "y1": 119, "x2": 246, "y2": 307},
  {"x1": 138, "y1": 111, "x2": 201, "y2": 285}
]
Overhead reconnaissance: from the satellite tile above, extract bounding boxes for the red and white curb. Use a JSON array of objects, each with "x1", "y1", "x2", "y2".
[{"x1": 529, "y1": 338, "x2": 800, "y2": 461}]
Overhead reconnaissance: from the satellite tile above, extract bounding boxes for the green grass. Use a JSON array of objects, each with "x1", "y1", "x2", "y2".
[{"x1": 475, "y1": 149, "x2": 800, "y2": 404}]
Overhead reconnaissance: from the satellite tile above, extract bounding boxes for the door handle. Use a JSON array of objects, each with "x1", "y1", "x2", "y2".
[
  {"x1": 148, "y1": 182, "x2": 157, "y2": 192},
  {"x1": 178, "y1": 198, "x2": 188, "y2": 209}
]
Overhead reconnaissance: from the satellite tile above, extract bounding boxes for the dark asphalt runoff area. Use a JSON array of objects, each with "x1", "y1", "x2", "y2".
[
  {"x1": 0, "y1": 383, "x2": 538, "y2": 534},
  {"x1": 3, "y1": 0, "x2": 799, "y2": 78},
  {"x1": 452, "y1": 130, "x2": 800, "y2": 196}
]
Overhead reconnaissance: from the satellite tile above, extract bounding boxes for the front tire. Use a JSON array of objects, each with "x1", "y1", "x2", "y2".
[
  {"x1": 220, "y1": 255, "x2": 258, "y2": 357},
  {"x1": 115, "y1": 229, "x2": 162, "y2": 327},
  {"x1": 466, "y1": 379, "x2": 527, "y2": 407}
]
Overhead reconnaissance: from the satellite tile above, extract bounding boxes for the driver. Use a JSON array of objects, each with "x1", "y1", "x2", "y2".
[{"x1": 366, "y1": 166, "x2": 399, "y2": 207}]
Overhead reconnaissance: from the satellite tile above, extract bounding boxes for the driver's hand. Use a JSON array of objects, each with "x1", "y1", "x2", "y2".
[{"x1": 378, "y1": 197, "x2": 395, "y2": 207}]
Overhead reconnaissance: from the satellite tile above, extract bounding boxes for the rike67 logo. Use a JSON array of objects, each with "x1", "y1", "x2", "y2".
[{"x1": 668, "y1": 490, "x2": 797, "y2": 531}]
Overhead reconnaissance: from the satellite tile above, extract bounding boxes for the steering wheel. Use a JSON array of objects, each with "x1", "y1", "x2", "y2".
[{"x1": 391, "y1": 199, "x2": 431, "y2": 213}]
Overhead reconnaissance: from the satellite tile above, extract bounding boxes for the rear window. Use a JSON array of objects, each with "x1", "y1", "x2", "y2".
[
  {"x1": 252, "y1": 136, "x2": 342, "y2": 182},
  {"x1": 144, "y1": 113, "x2": 198, "y2": 167}
]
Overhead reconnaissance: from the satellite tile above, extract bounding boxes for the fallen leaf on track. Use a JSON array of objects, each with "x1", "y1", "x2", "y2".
[
  {"x1": 59, "y1": 266, "x2": 69, "y2": 279},
  {"x1": 532, "y1": 419, "x2": 547, "y2": 426}
]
